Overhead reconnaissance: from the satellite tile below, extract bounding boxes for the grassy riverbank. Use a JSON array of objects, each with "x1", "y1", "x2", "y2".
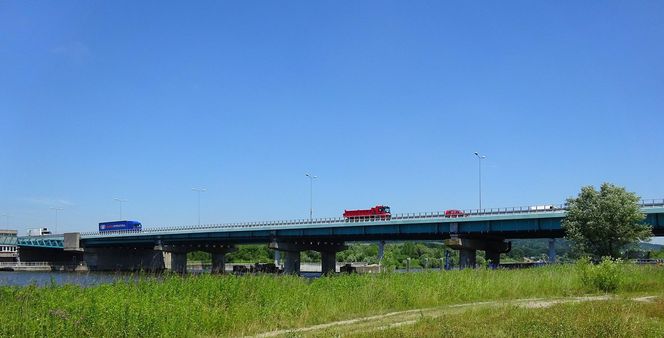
[
  {"x1": 350, "y1": 298, "x2": 664, "y2": 337},
  {"x1": 0, "y1": 264, "x2": 663, "y2": 337}
]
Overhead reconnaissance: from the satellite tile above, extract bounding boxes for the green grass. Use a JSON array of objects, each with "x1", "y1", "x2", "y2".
[
  {"x1": 353, "y1": 299, "x2": 664, "y2": 337},
  {"x1": 0, "y1": 264, "x2": 663, "y2": 337}
]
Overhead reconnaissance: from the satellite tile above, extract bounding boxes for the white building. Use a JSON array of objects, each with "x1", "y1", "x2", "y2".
[{"x1": 0, "y1": 230, "x2": 18, "y2": 262}]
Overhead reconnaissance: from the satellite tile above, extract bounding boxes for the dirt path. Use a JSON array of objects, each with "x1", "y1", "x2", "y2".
[{"x1": 248, "y1": 295, "x2": 657, "y2": 338}]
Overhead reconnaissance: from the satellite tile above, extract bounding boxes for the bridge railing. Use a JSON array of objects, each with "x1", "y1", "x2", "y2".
[
  {"x1": 79, "y1": 204, "x2": 567, "y2": 236},
  {"x1": 18, "y1": 234, "x2": 64, "y2": 239},
  {"x1": 76, "y1": 199, "x2": 664, "y2": 237},
  {"x1": 641, "y1": 199, "x2": 664, "y2": 207},
  {"x1": 0, "y1": 261, "x2": 51, "y2": 268}
]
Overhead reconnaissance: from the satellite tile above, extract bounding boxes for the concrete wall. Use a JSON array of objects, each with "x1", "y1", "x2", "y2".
[{"x1": 64, "y1": 233, "x2": 82, "y2": 251}]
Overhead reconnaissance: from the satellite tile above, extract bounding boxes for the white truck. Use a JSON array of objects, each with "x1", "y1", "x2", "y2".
[
  {"x1": 529, "y1": 205, "x2": 555, "y2": 211},
  {"x1": 27, "y1": 228, "x2": 52, "y2": 236}
]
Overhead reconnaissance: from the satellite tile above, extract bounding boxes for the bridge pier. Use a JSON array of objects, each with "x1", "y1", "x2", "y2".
[
  {"x1": 204, "y1": 245, "x2": 236, "y2": 274},
  {"x1": 170, "y1": 251, "x2": 188, "y2": 274},
  {"x1": 377, "y1": 240, "x2": 385, "y2": 262},
  {"x1": 269, "y1": 241, "x2": 347, "y2": 275},
  {"x1": 274, "y1": 250, "x2": 281, "y2": 267},
  {"x1": 283, "y1": 251, "x2": 301, "y2": 274},
  {"x1": 444, "y1": 250, "x2": 451, "y2": 270},
  {"x1": 548, "y1": 238, "x2": 556, "y2": 263},
  {"x1": 459, "y1": 249, "x2": 476, "y2": 269},
  {"x1": 154, "y1": 244, "x2": 190, "y2": 274},
  {"x1": 445, "y1": 238, "x2": 511, "y2": 269},
  {"x1": 485, "y1": 250, "x2": 501, "y2": 269},
  {"x1": 210, "y1": 252, "x2": 226, "y2": 274},
  {"x1": 320, "y1": 251, "x2": 338, "y2": 275}
]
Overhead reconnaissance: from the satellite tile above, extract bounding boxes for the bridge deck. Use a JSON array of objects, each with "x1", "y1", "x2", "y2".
[{"x1": 10, "y1": 202, "x2": 664, "y2": 249}]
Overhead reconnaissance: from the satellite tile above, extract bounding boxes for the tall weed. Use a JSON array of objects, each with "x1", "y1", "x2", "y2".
[
  {"x1": 0, "y1": 264, "x2": 661, "y2": 337},
  {"x1": 576, "y1": 257, "x2": 623, "y2": 292}
]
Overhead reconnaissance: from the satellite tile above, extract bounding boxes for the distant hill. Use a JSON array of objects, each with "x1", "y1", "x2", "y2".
[
  {"x1": 638, "y1": 242, "x2": 664, "y2": 251},
  {"x1": 506, "y1": 239, "x2": 663, "y2": 261},
  {"x1": 506, "y1": 239, "x2": 572, "y2": 261}
]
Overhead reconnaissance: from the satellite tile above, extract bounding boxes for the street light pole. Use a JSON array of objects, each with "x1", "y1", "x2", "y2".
[
  {"x1": 113, "y1": 198, "x2": 128, "y2": 220},
  {"x1": 192, "y1": 188, "x2": 206, "y2": 226},
  {"x1": 50, "y1": 207, "x2": 63, "y2": 234},
  {"x1": 474, "y1": 152, "x2": 486, "y2": 210},
  {"x1": 305, "y1": 173, "x2": 318, "y2": 220}
]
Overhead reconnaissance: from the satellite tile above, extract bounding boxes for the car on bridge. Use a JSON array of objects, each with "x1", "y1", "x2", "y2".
[
  {"x1": 343, "y1": 205, "x2": 391, "y2": 221},
  {"x1": 444, "y1": 209, "x2": 465, "y2": 218}
]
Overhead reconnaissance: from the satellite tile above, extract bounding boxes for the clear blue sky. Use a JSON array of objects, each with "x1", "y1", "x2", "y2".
[{"x1": 1, "y1": 2, "x2": 663, "y2": 243}]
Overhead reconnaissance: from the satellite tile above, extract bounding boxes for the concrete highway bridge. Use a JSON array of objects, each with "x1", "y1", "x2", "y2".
[{"x1": 4, "y1": 200, "x2": 664, "y2": 274}]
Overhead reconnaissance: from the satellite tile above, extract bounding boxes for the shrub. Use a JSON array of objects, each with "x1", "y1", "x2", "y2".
[{"x1": 576, "y1": 256, "x2": 624, "y2": 292}]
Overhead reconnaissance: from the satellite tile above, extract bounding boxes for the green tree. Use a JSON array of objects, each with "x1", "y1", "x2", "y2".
[
  {"x1": 652, "y1": 248, "x2": 664, "y2": 259},
  {"x1": 562, "y1": 183, "x2": 651, "y2": 259},
  {"x1": 226, "y1": 245, "x2": 274, "y2": 263}
]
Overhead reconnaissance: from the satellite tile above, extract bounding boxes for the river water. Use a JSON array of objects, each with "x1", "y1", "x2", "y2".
[
  {"x1": 0, "y1": 271, "x2": 328, "y2": 287},
  {"x1": 0, "y1": 271, "x2": 138, "y2": 287},
  {"x1": 0, "y1": 268, "x2": 431, "y2": 287}
]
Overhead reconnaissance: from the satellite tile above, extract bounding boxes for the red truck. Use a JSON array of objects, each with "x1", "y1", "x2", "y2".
[
  {"x1": 444, "y1": 209, "x2": 465, "y2": 218},
  {"x1": 343, "y1": 205, "x2": 391, "y2": 220}
]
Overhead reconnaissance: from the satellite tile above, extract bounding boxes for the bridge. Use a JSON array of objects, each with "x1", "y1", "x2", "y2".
[{"x1": 5, "y1": 199, "x2": 664, "y2": 273}]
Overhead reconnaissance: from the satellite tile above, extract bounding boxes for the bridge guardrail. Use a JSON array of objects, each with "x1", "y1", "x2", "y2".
[
  {"x1": 0, "y1": 261, "x2": 52, "y2": 268},
  {"x1": 76, "y1": 199, "x2": 664, "y2": 237},
  {"x1": 16, "y1": 234, "x2": 64, "y2": 240}
]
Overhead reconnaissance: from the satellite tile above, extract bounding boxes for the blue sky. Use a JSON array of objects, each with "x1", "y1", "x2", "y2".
[{"x1": 1, "y1": 2, "x2": 663, "y2": 243}]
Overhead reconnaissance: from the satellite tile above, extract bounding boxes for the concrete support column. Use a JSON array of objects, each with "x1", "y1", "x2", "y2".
[
  {"x1": 211, "y1": 252, "x2": 226, "y2": 274},
  {"x1": 459, "y1": 249, "x2": 476, "y2": 269},
  {"x1": 274, "y1": 250, "x2": 281, "y2": 267},
  {"x1": 205, "y1": 245, "x2": 236, "y2": 274},
  {"x1": 548, "y1": 238, "x2": 556, "y2": 263},
  {"x1": 170, "y1": 251, "x2": 187, "y2": 274},
  {"x1": 444, "y1": 250, "x2": 451, "y2": 270},
  {"x1": 321, "y1": 251, "x2": 337, "y2": 275},
  {"x1": 377, "y1": 240, "x2": 385, "y2": 261},
  {"x1": 269, "y1": 241, "x2": 347, "y2": 275},
  {"x1": 283, "y1": 250, "x2": 301, "y2": 274},
  {"x1": 485, "y1": 251, "x2": 500, "y2": 269},
  {"x1": 445, "y1": 238, "x2": 511, "y2": 270},
  {"x1": 155, "y1": 244, "x2": 189, "y2": 274}
]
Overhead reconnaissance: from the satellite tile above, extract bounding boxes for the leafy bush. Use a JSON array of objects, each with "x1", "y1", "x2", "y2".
[{"x1": 576, "y1": 257, "x2": 624, "y2": 292}]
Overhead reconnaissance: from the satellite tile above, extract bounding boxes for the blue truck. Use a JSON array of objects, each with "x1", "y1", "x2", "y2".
[{"x1": 98, "y1": 220, "x2": 142, "y2": 232}]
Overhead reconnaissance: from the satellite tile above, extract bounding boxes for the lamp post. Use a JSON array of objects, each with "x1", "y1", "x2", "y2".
[
  {"x1": 50, "y1": 207, "x2": 63, "y2": 234},
  {"x1": 192, "y1": 188, "x2": 206, "y2": 226},
  {"x1": 305, "y1": 173, "x2": 318, "y2": 220},
  {"x1": 113, "y1": 198, "x2": 127, "y2": 220},
  {"x1": 474, "y1": 152, "x2": 486, "y2": 210}
]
